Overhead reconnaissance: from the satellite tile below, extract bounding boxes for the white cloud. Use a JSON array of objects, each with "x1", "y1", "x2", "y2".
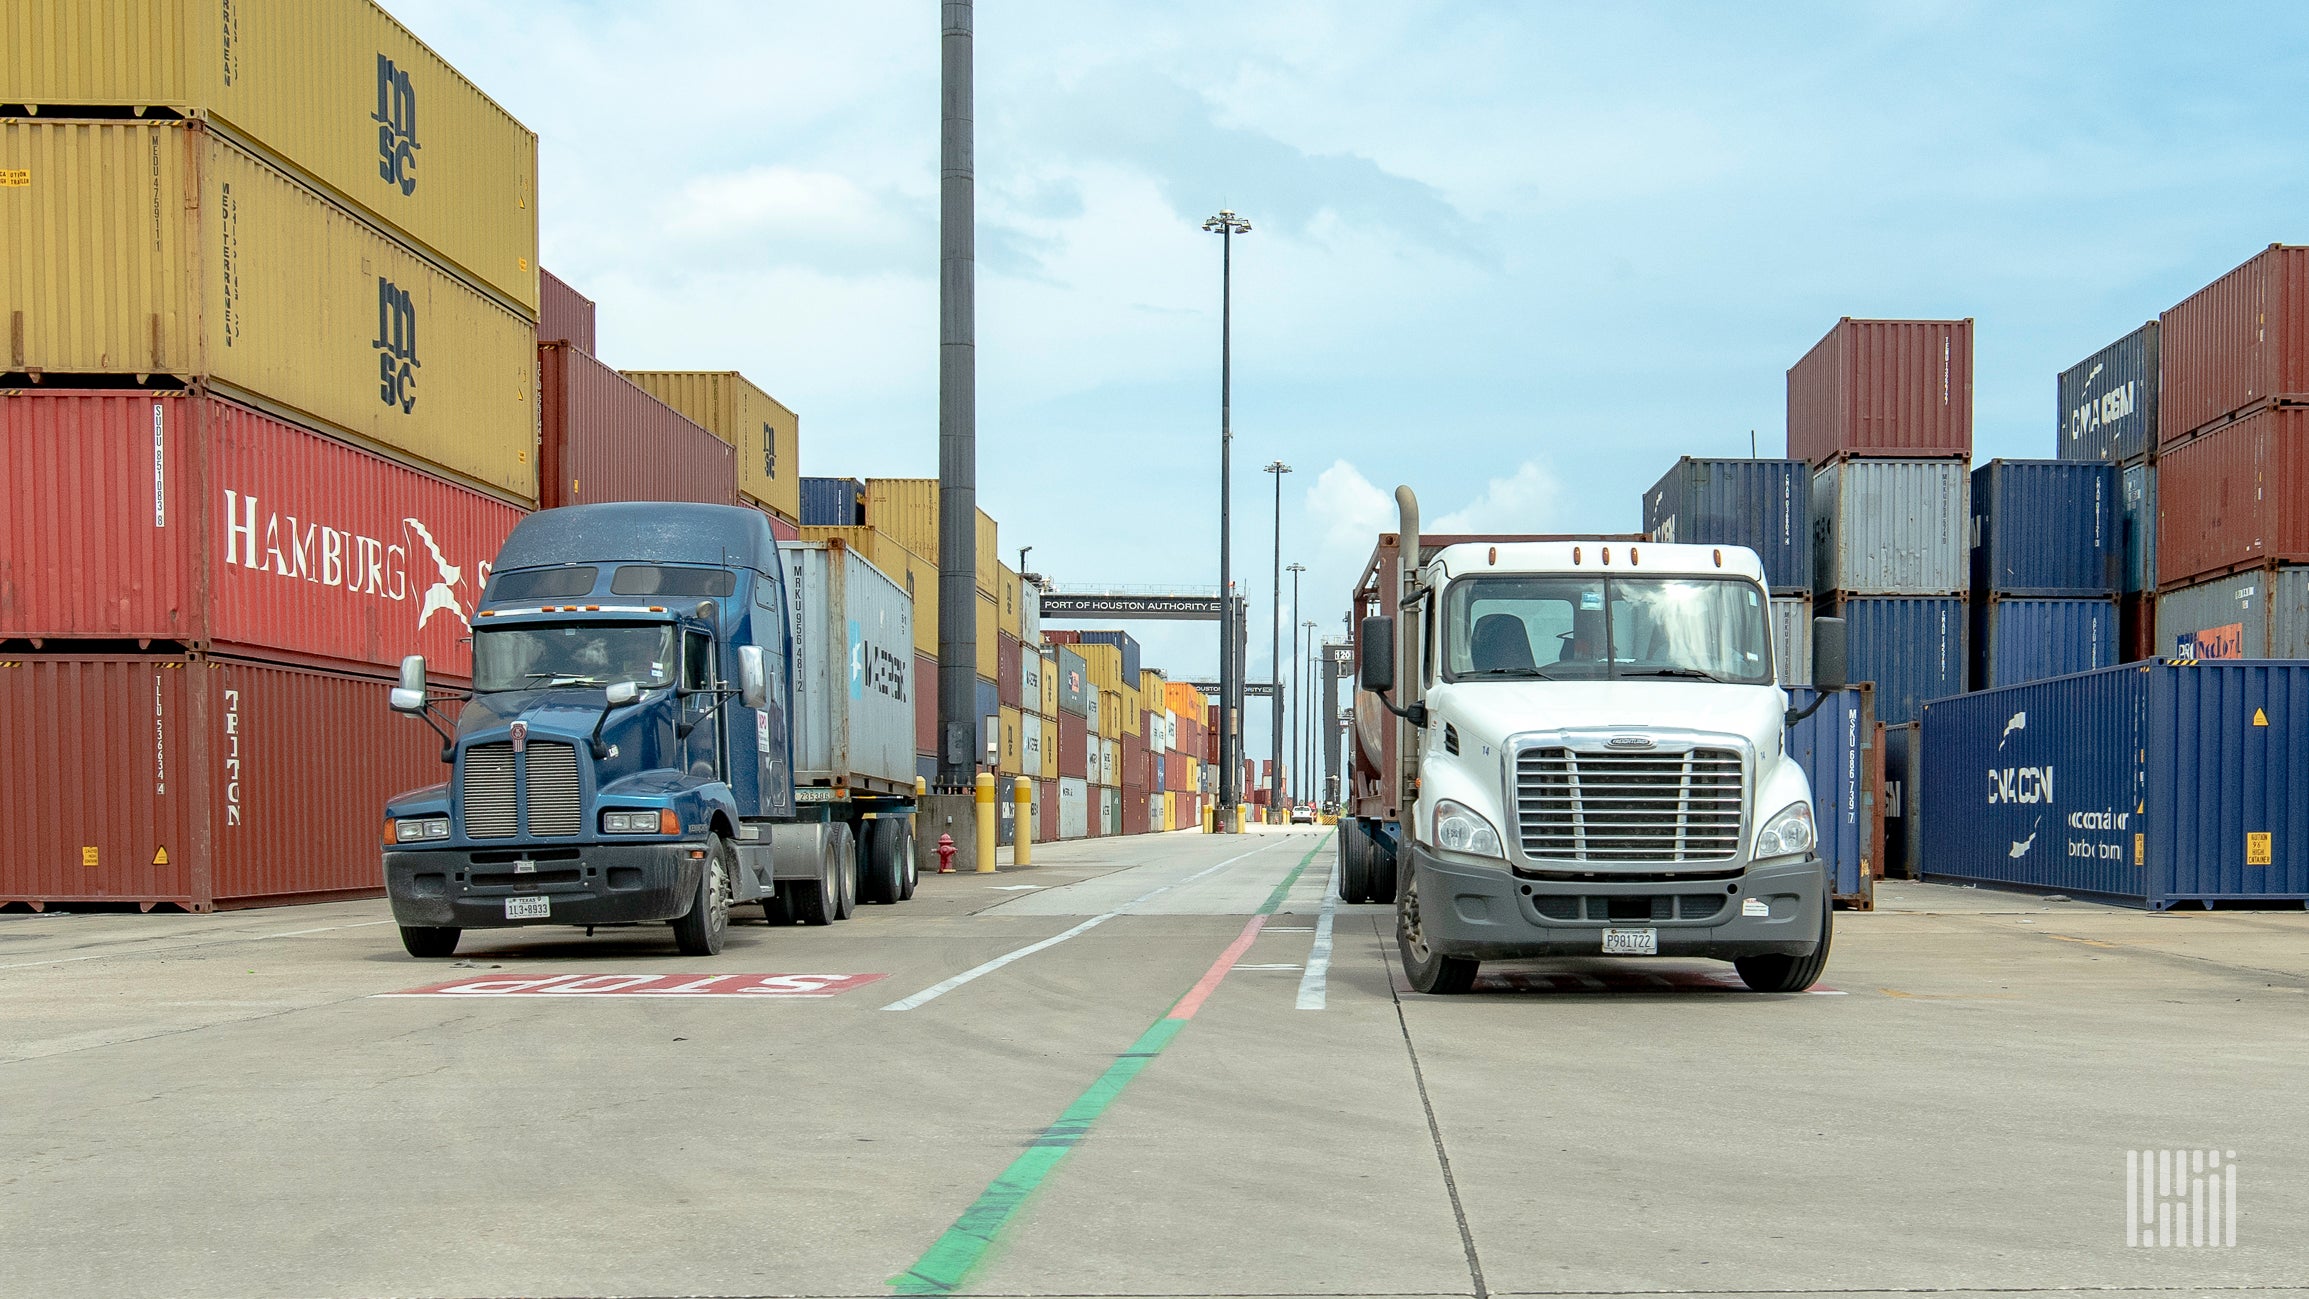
[
  {"x1": 1430, "y1": 461, "x2": 1562, "y2": 534},
  {"x1": 1307, "y1": 459, "x2": 1397, "y2": 557}
]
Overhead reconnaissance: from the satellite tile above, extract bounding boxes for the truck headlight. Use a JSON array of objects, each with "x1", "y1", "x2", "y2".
[
  {"x1": 602, "y1": 809, "x2": 680, "y2": 835},
  {"x1": 1755, "y1": 803, "x2": 1814, "y2": 859},
  {"x1": 393, "y1": 817, "x2": 450, "y2": 842},
  {"x1": 1434, "y1": 800, "x2": 1503, "y2": 858}
]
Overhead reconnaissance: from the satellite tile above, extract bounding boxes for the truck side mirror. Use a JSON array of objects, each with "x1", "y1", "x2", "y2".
[
  {"x1": 738, "y1": 645, "x2": 769, "y2": 709},
  {"x1": 389, "y1": 654, "x2": 428, "y2": 714},
  {"x1": 605, "y1": 680, "x2": 642, "y2": 708},
  {"x1": 1811, "y1": 617, "x2": 1847, "y2": 693},
  {"x1": 1359, "y1": 617, "x2": 1396, "y2": 692}
]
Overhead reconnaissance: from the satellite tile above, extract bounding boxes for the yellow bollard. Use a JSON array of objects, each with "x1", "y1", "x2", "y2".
[
  {"x1": 1013, "y1": 776, "x2": 1034, "y2": 866},
  {"x1": 974, "y1": 771, "x2": 998, "y2": 872}
]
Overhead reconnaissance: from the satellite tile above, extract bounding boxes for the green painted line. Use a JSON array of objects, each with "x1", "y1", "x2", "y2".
[
  {"x1": 1256, "y1": 830, "x2": 1334, "y2": 916},
  {"x1": 890, "y1": 1015, "x2": 1188, "y2": 1295}
]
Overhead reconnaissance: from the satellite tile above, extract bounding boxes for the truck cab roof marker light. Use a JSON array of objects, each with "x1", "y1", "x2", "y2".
[
  {"x1": 1602, "y1": 547, "x2": 1612, "y2": 565},
  {"x1": 1572, "y1": 546, "x2": 1582, "y2": 564},
  {"x1": 1487, "y1": 546, "x2": 1497, "y2": 565},
  {"x1": 1629, "y1": 547, "x2": 1639, "y2": 565},
  {"x1": 1714, "y1": 549, "x2": 1723, "y2": 568}
]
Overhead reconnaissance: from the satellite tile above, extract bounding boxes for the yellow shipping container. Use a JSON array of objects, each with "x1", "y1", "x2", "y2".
[
  {"x1": 999, "y1": 705, "x2": 1022, "y2": 774},
  {"x1": 1075, "y1": 642, "x2": 1124, "y2": 696},
  {"x1": 997, "y1": 565, "x2": 1025, "y2": 638},
  {"x1": 1098, "y1": 688, "x2": 1122, "y2": 741},
  {"x1": 976, "y1": 590, "x2": 998, "y2": 679},
  {"x1": 621, "y1": 370, "x2": 799, "y2": 524},
  {"x1": 4, "y1": 0, "x2": 541, "y2": 315},
  {"x1": 0, "y1": 120, "x2": 537, "y2": 499},
  {"x1": 1165, "y1": 682, "x2": 1208, "y2": 720},
  {"x1": 862, "y1": 478, "x2": 998, "y2": 595},
  {"x1": 1040, "y1": 648, "x2": 1060, "y2": 716},
  {"x1": 1122, "y1": 684, "x2": 1142, "y2": 736},
  {"x1": 1041, "y1": 717, "x2": 1058, "y2": 776},
  {"x1": 799, "y1": 525, "x2": 934, "y2": 657}
]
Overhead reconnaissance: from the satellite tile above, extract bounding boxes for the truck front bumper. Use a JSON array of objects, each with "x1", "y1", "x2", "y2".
[
  {"x1": 1408, "y1": 844, "x2": 1825, "y2": 962},
  {"x1": 383, "y1": 843, "x2": 701, "y2": 930}
]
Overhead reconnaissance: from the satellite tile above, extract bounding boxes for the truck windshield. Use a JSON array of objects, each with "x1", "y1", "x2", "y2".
[
  {"x1": 1442, "y1": 575, "x2": 1771, "y2": 685},
  {"x1": 471, "y1": 623, "x2": 678, "y2": 692}
]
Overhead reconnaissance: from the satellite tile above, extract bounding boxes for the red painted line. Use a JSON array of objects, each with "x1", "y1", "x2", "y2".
[{"x1": 1167, "y1": 916, "x2": 1267, "y2": 1020}]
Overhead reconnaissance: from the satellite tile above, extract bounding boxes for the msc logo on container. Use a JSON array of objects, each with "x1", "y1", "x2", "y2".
[
  {"x1": 372, "y1": 53, "x2": 420, "y2": 195},
  {"x1": 373, "y1": 277, "x2": 420, "y2": 413}
]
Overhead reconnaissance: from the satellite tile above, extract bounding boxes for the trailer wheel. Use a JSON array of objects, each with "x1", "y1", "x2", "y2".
[
  {"x1": 1734, "y1": 896, "x2": 1834, "y2": 993},
  {"x1": 671, "y1": 834, "x2": 732, "y2": 956},
  {"x1": 762, "y1": 885, "x2": 795, "y2": 925},
  {"x1": 1368, "y1": 830, "x2": 1400, "y2": 904},
  {"x1": 791, "y1": 830, "x2": 840, "y2": 926},
  {"x1": 1338, "y1": 818, "x2": 1373, "y2": 903},
  {"x1": 1396, "y1": 868, "x2": 1477, "y2": 994},
  {"x1": 896, "y1": 819, "x2": 919, "y2": 901},
  {"x1": 830, "y1": 822, "x2": 859, "y2": 920},
  {"x1": 857, "y1": 818, "x2": 904, "y2": 905},
  {"x1": 398, "y1": 926, "x2": 460, "y2": 958}
]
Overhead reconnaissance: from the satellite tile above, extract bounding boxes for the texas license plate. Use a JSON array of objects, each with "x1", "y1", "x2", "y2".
[
  {"x1": 1601, "y1": 927, "x2": 1658, "y2": 956},
  {"x1": 504, "y1": 895, "x2": 550, "y2": 920}
]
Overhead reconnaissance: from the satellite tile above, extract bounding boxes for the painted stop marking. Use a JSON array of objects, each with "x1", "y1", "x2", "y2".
[{"x1": 384, "y1": 972, "x2": 889, "y2": 998}]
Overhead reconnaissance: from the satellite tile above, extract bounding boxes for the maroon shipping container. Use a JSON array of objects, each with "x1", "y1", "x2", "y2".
[
  {"x1": 538, "y1": 343, "x2": 737, "y2": 510},
  {"x1": 538, "y1": 269, "x2": 598, "y2": 354},
  {"x1": 1038, "y1": 778, "x2": 1058, "y2": 842},
  {"x1": 1786, "y1": 318, "x2": 1974, "y2": 465},
  {"x1": 996, "y1": 632, "x2": 1023, "y2": 708},
  {"x1": 0, "y1": 390, "x2": 521, "y2": 680},
  {"x1": 913, "y1": 651, "x2": 938, "y2": 757},
  {"x1": 0, "y1": 654, "x2": 450, "y2": 910},
  {"x1": 2120, "y1": 593, "x2": 2155, "y2": 663},
  {"x1": 2160, "y1": 245, "x2": 2309, "y2": 443},
  {"x1": 764, "y1": 510, "x2": 799, "y2": 543},
  {"x1": 1058, "y1": 711, "x2": 1088, "y2": 779},
  {"x1": 1040, "y1": 629, "x2": 1083, "y2": 645},
  {"x1": 2156, "y1": 407, "x2": 2309, "y2": 586},
  {"x1": 1122, "y1": 784, "x2": 1149, "y2": 836}
]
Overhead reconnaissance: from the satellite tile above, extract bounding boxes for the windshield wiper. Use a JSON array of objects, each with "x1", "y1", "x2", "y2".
[
  {"x1": 1456, "y1": 666, "x2": 1563, "y2": 680},
  {"x1": 1618, "y1": 667, "x2": 1727, "y2": 683},
  {"x1": 525, "y1": 672, "x2": 608, "y2": 687}
]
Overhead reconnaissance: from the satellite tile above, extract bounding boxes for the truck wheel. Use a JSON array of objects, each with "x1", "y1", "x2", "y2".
[
  {"x1": 1368, "y1": 832, "x2": 1400, "y2": 904},
  {"x1": 857, "y1": 819, "x2": 904, "y2": 905},
  {"x1": 1396, "y1": 868, "x2": 1478, "y2": 995},
  {"x1": 896, "y1": 819, "x2": 919, "y2": 901},
  {"x1": 790, "y1": 831, "x2": 840, "y2": 926},
  {"x1": 830, "y1": 822, "x2": 859, "y2": 920},
  {"x1": 1338, "y1": 819, "x2": 1373, "y2": 904},
  {"x1": 1734, "y1": 900, "x2": 1834, "y2": 993},
  {"x1": 671, "y1": 835, "x2": 733, "y2": 956},
  {"x1": 762, "y1": 885, "x2": 795, "y2": 925},
  {"x1": 399, "y1": 926, "x2": 460, "y2": 958}
]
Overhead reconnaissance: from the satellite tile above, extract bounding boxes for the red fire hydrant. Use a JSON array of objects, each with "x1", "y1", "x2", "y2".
[{"x1": 936, "y1": 833, "x2": 958, "y2": 873}]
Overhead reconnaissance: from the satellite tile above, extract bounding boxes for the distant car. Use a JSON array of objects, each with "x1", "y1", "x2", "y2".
[{"x1": 1290, "y1": 804, "x2": 1316, "y2": 825}]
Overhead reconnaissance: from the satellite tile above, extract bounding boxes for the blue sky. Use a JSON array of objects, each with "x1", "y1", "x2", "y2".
[{"x1": 400, "y1": 0, "x2": 2309, "y2": 773}]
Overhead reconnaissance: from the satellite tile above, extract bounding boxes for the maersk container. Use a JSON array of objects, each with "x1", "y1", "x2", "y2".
[
  {"x1": 1828, "y1": 596, "x2": 1966, "y2": 725},
  {"x1": 2156, "y1": 407, "x2": 2309, "y2": 587},
  {"x1": 1770, "y1": 595, "x2": 1814, "y2": 687},
  {"x1": 2159, "y1": 244, "x2": 2309, "y2": 443},
  {"x1": 1785, "y1": 685, "x2": 1880, "y2": 908},
  {"x1": 1812, "y1": 459, "x2": 1970, "y2": 596},
  {"x1": 2057, "y1": 323, "x2": 2159, "y2": 464},
  {"x1": 780, "y1": 542, "x2": 916, "y2": 793},
  {"x1": 2155, "y1": 565, "x2": 2309, "y2": 659},
  {"x1": 539, "y1": 269, "x2": 597, "y2": 353},
  {"x1": 1642, "y1": 457, "x2": 1813, "y2": 593},
  {"x1": 1787, "y1": 318, "x2": 1974, "y2": 465},
  {"x1": 800, "y1": 478, "x2": 866, "y2": 527},
  {"x1": 538, "y1": 344, "x2": 737, "y2": 511},
  {"x1": 1970, "y1": 460, "x2": 2118, "y2": 597},
  {"x1": 1973, "y1": 598, "x2": 2119, "y2": 690},
  {"x1": 2121, "y1": 461, "x2": 2156, "y2": 595},
  {"x1": 1919, "y1": 660, "x2": 2309, "y2": 907}
]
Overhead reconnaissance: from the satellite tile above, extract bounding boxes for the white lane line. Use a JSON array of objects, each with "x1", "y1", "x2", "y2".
[
  {"x1": 1295, "y1": 861, "x2": 1340, "y2": 1010},
  {"x1": 882, "y1": 842, "x2": 1281, "y2": 1012},
  {"x1": 0, "y1": 919, "x2": 395, "y2": 971}
]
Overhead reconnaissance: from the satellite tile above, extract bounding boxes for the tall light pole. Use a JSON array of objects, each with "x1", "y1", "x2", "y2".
[
  {"x1": 1303, "y1": 619, "x2": 1319, "y2": 807},
  {"x1": 1203, "y1": 210, "x2": 1250, "y2": 829},
  {"x1": 1263, "y1": 460, "x2": 1291, "y2": 821},
  {"x1": 935, "y1": 0, "x2": 978, "y2": 791},
  {"x1": 1286, "y1": 561, "x2": 1305, "y2": 808}
]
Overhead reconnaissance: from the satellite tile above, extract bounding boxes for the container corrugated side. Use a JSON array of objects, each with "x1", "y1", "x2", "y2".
[
  {"x1": 1020, "y1": 644, "x2": 1044, "y2": 716},
  {"x1": 3, "y1": 0, "x2": 541, "y2": 315},
  {"x1": 1770, "y1": 595, "x2": 1814, "y2": 687},
  {"x1": 0, "y1": 389, "x2": 521, "y2": 678},
  {"x1": 998, "y1": 566, "x2": 1022, "y2": 638},
  {"x1": 0, "y1": 654, "x2": 450, "y2": 908},
  {"x1": 976, "y1": 590, "x2": 998, "y2": 688},
  {"x1": 1786, "y1": 318, "x2": 1974, "y2": 465},
  {"x1": 781, "y1": 541, "x2": 915, "y2": 791},
  {"x1": 799, "y1": 478, "x2": 864, "y2": 526},
  {"x1": 1055, "y1": 646, "x2": 1091, "y2": 715},
  {"x1": 2155, "y1": 407, "x2": 2309, "y2": 587},
  {"x1": 2121, "y1": 462, "x2": 2156, "y2": 594},
  {"x1": 1643, "y1": 457, "x2": 1812, "y2": 593},
  {"x1": 1973, "y1": 598, "x2": 2119, "y2": 690},
  {"x1": 1812, "y1": 459, "x2": 1969, "y2": 596},
  {"x1": 539, "y1": 269, "x2": 596, "y2": 352},
  {"x1": 1077, "y1": 632, "x2": 1143, "y2": 685},
  {"x1": 1020, "y1": 583, "x2": 1041, "y2": 646},
  {"x1": 0, "y1": 120, "x2": 540, "y2": 500},
  {"x1": 862, "y1": 479, "x2": 998, "y2": 595},
  {"x1": 1786, "y1": 684, "x2": 1879, "y2": 907},
  {"x1": 538, "y1": 344, "x2": 736, "y2": 510},
  {"x1": 2057, "y1": 322, "x2": 2157, "y2": 464},
  {"x1": 620, "y1": 371, "x2": 799, "y2": 525},
  {"x1": 1021, "y1": 708, "x2": 1043, "y2": 777},
  {"x1": 1057, "y1": 777, "x2": 1089, "y2": 839},
  {"x1": 1970, "y1": 460, "x2": 2118, "y2": 597},
  {"x1": 2155, "y1": 565, "x2": 2309, "y2": 659},
  {"x1": 799, "y1": 525, "x2": 933, "y2": 656},
  {"x1": 1828, "y1": 596, "x2": 1966, "y2": 725},
  {"x1": 999, "y1": 705, "x2": 1022, "y2": 774},
  {"x1": 1920, "y1": 661, "x2": 2309, "y2": 906},
  {"x1": 2159, "y1": 245, "x2": 2309, "y2": 442},
  {"x1": 974, "y1": 677, "x2": 1000, "y2": 768},
  {"x1": 996, "y1": 631, "x2": 1023, "y2": 709},
  {"x1": 913, "y1": 650, "x2": 938, "y2": 759}
]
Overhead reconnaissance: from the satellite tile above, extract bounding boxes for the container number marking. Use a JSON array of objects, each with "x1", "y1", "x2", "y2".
[{"x1": 2247, "y1": 832, "x2": 2272, "y2": 867}]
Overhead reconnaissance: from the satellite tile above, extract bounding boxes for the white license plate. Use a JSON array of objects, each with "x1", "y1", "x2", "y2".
[
  {"x1": 504, "y1": 895, "x2": 550, "y2": 920},
  {"x1": 1601, "y1": 927, "x2": 1658, "y2": 956}
]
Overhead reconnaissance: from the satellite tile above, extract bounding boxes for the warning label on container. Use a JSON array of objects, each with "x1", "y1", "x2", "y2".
[
  {"x1": 0, "y1": 169, "x2": 28, "y2": 187},
  {"x1": 2247, "y1": 832, "x2": 2273, "y2": 866},
  {"x1": 380, "y1": 973, "x2": 888, "y2": 998}
]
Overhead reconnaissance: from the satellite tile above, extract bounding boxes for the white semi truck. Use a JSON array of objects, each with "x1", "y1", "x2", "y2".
[{"x1": 1339, "y1": 487, "x2": 1845, "y2": 994}]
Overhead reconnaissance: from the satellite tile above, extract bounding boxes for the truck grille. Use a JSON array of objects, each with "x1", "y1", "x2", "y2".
[
  {"x1": 1515, "y1": 746, "x2": 1744, "y2": 863},
  {"x1": 458, "y1": 741, "x2": 583, "y2": 839},
  {"x1": 460, "y1": 744, "x2": 517, "y2": 839}
]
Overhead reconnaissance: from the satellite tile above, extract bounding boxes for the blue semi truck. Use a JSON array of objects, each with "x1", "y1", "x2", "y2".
[{"x1": 380, "y1": 503, "x2": 920, "y2": 958}]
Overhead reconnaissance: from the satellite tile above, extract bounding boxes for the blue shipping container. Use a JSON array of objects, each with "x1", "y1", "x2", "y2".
[
  {"x1": 2056, "y1": 322, "x2": 2158, "y2": 465},
  {"x1": 1970, "y1": 459, "x2": 2118, "y2": 597},
  {"x1": 1077, "y1": 630, "x2": 1142, "y2": 684},
  {"x1": 1918, "y1": 661, "x2": 2309, "y2": 907},
  {"x1": 2121, "y1": 461, "x2": 2155, "y2": 594},
  {"x1": 1828, "y1": 596, "x2": 1967, "y2": 725},
  {"x1": 799, "y1": 477, "x2": 865, "y2": 526},
  {"x1": 1786, "y1": 685, "x2": 1878, "y2": 906},
  {"x1": 1973, "y1": 597, "x2": 2119, "y2": 690},
  {"x1": 1643, "y1": 457, "x2": 1813, "y2": 593}
]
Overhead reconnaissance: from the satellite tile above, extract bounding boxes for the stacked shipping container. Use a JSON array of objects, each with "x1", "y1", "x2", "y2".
[{"x1": 1968, "y1": 460, "x2": 2119, "y2": 689}]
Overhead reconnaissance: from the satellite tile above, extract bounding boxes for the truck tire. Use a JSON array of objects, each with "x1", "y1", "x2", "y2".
[
  {"x1": 1368, "y1": 831, "x2": 1400, "y2": 904},
  {"x1": 857, "y1": 818, "x2": 904, "y2": 905},
  {"x1": 1396, "y1": 867, "x2": 1478, "y2": 995},
  {"x1": 830, "y1": 822, "x2": 859, "y2": 920},
  {"x1": 896, "y1": 819, "x2": 919, "y2": 901},
  {"x1": 762, "y1": 885, "x2": 795, "y2": 925},
  {"x1": 398, "y1": 926, "x2": 460, "y2": 958},
  {"x1": 1338, "y1": 819, "x2": 1373, "y2": 904},
  {"x1": 1734, "y1": 899, "x2": 1834, "y2": 993},
  {"x1": 791, "y1": 830, "x2": 840, "y2": 926},
  {"x1": 671, "y1": 834, "x2": 733, "y2": 956}
]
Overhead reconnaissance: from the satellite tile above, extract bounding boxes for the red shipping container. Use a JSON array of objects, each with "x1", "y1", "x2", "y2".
[
  {"x1": 0, "y1": 390, "x2": 521, "y2": 679},
  {"x1": 539, "y1": 269, "x2": 599, "y2": 354},
  {"x1": 764, "y1": 509, "x2": 799, "y2": 543},
  {"x1": 538, "y1": 343, "x2": 738, "y2": 510},
  {"x1": 1058, "y1": 710, "x2": 1088, "y2": 779},
  {"x1": 1122, "y1": 784, "x2": 1149, "y2": 836},
  {"x1": 1786, "y1": 318, "x2": 1974, "y2": 465},
  {"x1": 914, "y1": 651, "x2": 938, "y2": 758},
  {"x1": 0, "y1": 654, "x2": 451, "y2": 910},
  {"x1": 2160, "y1": 245, "x2": 2309, "y2": 444},
  {"x1": 1039, "y1": 778, "x2": 1058, "y2": 842},
  {"x1": 996, "y1": 631, "x2": 1023, "y2": 708},
  {"x1": 2156, "y1": 407, "x2": 2309, "y2": 586},
  {"x1": 1040, "y1": 629, "x2": 1083, "y2": 645},
  {"x1": 2120, "y1": 593, "x2": 2155, "y2": 664}
]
